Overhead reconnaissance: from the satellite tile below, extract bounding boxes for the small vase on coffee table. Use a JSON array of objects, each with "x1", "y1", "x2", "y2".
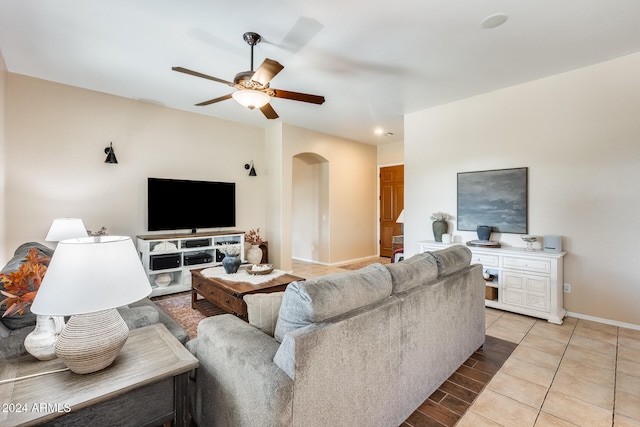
[{"x1": 222, "y1": 254, "x2": 241, "y2": 274}]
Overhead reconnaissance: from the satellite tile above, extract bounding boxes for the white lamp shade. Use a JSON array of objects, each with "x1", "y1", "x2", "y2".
[
  {"x1": 232, "y1": 89, "x2": 270, "y2": 109},
  {"x1": 31, "y1": 236, "x2": 152, "y2": 316},
  {"x1": 396, "y1": 209, "x2": 404, "y2": 223},
  {"x1": 45, "y1": 218, "x2": 88, "y2": 242}
]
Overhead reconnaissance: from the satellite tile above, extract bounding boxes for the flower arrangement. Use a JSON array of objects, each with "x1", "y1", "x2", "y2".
[
  {"x1": 218, "y1": 243, "x2": 241, "y2": 256},
  {"x1": 430, "y1": 212, "x2": 450, "y2": 221},
  {"x1": 245, "y1": 228, "x2": 263, "y2": 245},
  {"x1": 87, "y1": 226, "x2": 108, "y2": 236},
  {"x1": 0, "y1": 248, "x2": 50, "y2": 317}
]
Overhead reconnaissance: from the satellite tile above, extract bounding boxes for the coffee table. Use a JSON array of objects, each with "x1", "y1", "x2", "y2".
[
  {"x1": 0, "y1": 324, "x2": 199, "y2": 426},
  {"x1": 191, "y1": 267, "x2": 304, "y2": 319}
]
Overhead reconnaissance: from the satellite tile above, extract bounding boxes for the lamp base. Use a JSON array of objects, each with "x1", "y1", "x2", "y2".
[{"x1": 55, "y1": 309, "x2": 129, "y2": 374}]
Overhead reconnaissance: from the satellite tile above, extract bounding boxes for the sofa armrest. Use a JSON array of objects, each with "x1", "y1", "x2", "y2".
[
  {"x1": 0, "y1": 325, "x2": 34, "y2": 361},
  {"x1": 189, "y1": 314, "x2": 293, "y2": 427},
  {"x1": 129, "y1": 298, "x2": 189, "y2": 344},
  {"x1": 118, "y1": 306, "x2": 159, "y2": 330}
]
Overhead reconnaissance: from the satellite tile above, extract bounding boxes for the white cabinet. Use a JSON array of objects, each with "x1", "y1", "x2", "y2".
[
  {"x1": 137, "y1": 231, "x2": 245, "y2": 297},
  {"x1": 417, "y1": 241, "x2": 566, "y2": 324}
]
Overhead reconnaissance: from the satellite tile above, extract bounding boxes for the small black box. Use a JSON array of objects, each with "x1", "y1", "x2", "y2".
[
  {"x1": 150, "y1": 253, "x2": 181, "y2": 270},
  {"x1": 185, "y1": 239, "x2": 210, "y2": 248},
  {"x1": 184, "y1": 253, "x2": 213, "y2": 265}
]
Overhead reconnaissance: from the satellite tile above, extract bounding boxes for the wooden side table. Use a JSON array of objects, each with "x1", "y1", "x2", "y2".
[
  {"x1": 258, "y1": 241, "x2": 269, "y2": 263},
  {"x1": 391, "y1": 235, "x2": 404, "y2": 262},
  {"x1": 0, "y1": 324, "x2": 199, "y2": 426}
]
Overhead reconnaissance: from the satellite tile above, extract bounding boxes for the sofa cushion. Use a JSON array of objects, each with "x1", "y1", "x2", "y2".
[
  {"x1": 274, "y1": 263, "x2": 391, "y2": 343},
  {"x1": 433, "y1": 246, "x2": 472, "y2": 277},
  {"x1": 243, "y1": 292, "x2": 284, "y2": 336},
  {"x1": 1, "y1": 242, "x2": 53, "y2": 330},
  {"x1": 118, "y1": 305, "x2": 160, "y2": 330},
  {"x1": 386, "y1": 252, "x2": 439, "y2": 293}
]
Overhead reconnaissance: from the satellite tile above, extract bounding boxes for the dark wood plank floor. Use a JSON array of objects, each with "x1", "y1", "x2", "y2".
[{"x1": 401, "y1": 335, "x2": 517, "y2": 427}]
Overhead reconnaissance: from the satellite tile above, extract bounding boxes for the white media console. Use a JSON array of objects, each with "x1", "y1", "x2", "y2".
[
  {"x1": 418, "y1": 241, "x2": 567, "y2": 324},
  {"x1": 137, "y1": 231, "x2": 245, "y2": 297}
]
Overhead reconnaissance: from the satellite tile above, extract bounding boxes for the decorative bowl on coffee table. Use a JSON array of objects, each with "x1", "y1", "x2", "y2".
[{"x1": 246, "y1": 264, "x2": 274, "y2": 275}]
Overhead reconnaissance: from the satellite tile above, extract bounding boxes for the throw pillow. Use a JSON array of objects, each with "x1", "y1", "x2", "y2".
[
  {"x1": 243, "y1": 292, "x2": 284, "y2": 337},
  {"x1": 1, "y1": 242, "x2": 53, "y2": 330}
]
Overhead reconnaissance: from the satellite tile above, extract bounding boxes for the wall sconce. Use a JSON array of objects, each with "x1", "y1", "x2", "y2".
[
  {"x1": 244, "y1": 161, "x2": 257, "y2": 176},
  {"x1": 104, "y1": 142, "x2": 118, "y2": 164}
]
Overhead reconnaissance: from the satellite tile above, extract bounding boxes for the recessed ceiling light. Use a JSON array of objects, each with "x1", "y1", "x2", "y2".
[
  {"x1": 482, "y1": 13, "x2": 508, "y2": 29},
  {"x1": 374, "y1": 129, "x2": 395, "y2": 137}
]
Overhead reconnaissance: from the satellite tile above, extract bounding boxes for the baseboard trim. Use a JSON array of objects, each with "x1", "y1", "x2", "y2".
[
  {"x1": 566, "y1": 311, "x2": 640, "y2": 331},
  {"x1": 292, "y1": 255, "x2": 382, "y2": 267}
]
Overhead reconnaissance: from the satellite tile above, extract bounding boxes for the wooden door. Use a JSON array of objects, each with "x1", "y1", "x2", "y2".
[{"x1": 380, "y1": 165, "x2": 404, "y2": 257}]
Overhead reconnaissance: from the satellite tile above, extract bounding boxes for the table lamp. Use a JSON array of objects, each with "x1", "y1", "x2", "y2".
[
  {"x1": 396, "y1": 209, "x2": 404, "y2": 234},
  {"x1": 45, "y1": 218, "x2": 88, "y2": 242},
  {"x1": 30, "y1": 236, "x2": 152, "y2": 374}
]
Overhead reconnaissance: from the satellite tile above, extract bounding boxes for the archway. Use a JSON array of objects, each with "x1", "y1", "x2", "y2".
[{"x1": 291, "y1": 152, "x2": 330, "y2": 264}]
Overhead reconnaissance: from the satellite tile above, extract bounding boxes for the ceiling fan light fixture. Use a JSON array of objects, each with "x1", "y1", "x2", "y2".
[{"x1": 232, "y1": 89, "x2": 270, "y2": 110}]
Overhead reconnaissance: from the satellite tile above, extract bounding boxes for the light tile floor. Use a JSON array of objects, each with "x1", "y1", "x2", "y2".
[{"x1": 291, "y1": 259, "x2": 640, "y2": 427}]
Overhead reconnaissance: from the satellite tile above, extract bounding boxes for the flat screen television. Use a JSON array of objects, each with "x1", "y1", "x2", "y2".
[{"x1": 147, "y1": 177, "x2": 236, "y2": 232}]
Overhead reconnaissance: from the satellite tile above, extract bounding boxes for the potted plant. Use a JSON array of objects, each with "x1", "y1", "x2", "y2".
[
  {"x1": 1, "y1": 248, "x2": 49, "y2": 317},
  {"x1": 245, "y1": 228, "x2": 264, "y2": 265},
  {"x1": 430, "y1": 212, "x2": 450, "y2": 242},
  {"x1": 0, "y1": 248, "x2": 64, "y2": 360},
  {"x1": 218, "y1": 243, "x2": 242, "y2": 274}
]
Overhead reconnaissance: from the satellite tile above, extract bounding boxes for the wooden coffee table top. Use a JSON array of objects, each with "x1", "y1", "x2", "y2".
[{"x1": 191, "y1": 268, "x2": 304, "y2": 296}]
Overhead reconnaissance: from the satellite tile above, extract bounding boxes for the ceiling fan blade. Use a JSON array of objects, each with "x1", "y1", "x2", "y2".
[
  {"x1": 251, "y1": 59, "x2": 284, "y2": 86},
  {"x1": 172, "y1": 66, "x2": 235, "y2": 87},
  {"x1": 195, "y1": 93, "x2": 233, "y2": 106},
  {"x1": 259, "y1": 103, "x2": 279, "y2": 119},
  {"x1": 272, "y1": 89, "x2": 325, "y2": 105}
]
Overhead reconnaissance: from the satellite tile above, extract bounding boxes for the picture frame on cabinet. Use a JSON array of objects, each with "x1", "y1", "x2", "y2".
[{"x1": 457, "y1": 167, "x2": 528, "y2": 234}]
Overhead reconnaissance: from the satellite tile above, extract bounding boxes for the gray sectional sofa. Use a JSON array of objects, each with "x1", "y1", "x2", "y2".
[
  {"x1": 187, "y1": 245, "x2": 485, "y2": 426},
  {"x1": 0, "y1": 242, "x2": 188, "y2": 361}
]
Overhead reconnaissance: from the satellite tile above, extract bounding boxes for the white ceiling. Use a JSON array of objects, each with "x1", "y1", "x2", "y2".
[{"x1": 1, "y1": 0, "x2": 640, "y2": 145}]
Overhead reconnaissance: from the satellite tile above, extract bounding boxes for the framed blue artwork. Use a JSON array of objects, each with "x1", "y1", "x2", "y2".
[{"x1": 457, "y1": 167, "x2": 528, "y2": 234}]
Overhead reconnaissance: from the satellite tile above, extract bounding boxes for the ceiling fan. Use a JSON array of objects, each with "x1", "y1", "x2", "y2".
[{"x1": 173, "y1": 32, "x2": 325, "y2": 119}]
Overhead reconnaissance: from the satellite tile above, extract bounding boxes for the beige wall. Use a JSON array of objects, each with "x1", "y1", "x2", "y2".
[
  {"x1": 3, "y1": 74, "x2": 379, "y2": 273},
  {"x1": 377, "y1": 141, "x2": 404, "y2": 166},
  {"x1": 4, "y1": 74, "x2": 266, "y2": 259},
  {"x1": 274, "y1": 124, "x2": 378, "y2": 268},
  {"x1": 292, "y1": 153, "x2": 330, "y2": 263},
  {"x1": 0, "y1": 51, "x2": 6, "y2": 262},
  {"x1": 405, "y1": 53, "x2": 640, "y2": 327}
]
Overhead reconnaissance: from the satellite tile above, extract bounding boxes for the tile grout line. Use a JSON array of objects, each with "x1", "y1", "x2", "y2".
[{"x1": 531, "y1": 318, "x2": 577, "y2": 426}]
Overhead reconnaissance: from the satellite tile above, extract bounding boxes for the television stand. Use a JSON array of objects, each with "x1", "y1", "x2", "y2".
[{"x1": 137, "y1": 231, "x2": 245, "y2": 297}]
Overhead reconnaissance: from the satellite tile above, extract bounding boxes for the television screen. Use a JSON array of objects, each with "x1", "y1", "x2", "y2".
[{"x1": 148, "y1": 178, "x2": 236, "y2": 232}]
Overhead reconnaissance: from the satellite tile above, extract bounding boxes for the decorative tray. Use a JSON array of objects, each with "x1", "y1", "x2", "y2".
[
  {"x1": 466, "y1": 240, "x2": 501, "y2": 248},
  {"x1": 246, "y1": 264, "x2": 275, "y2": 275}
]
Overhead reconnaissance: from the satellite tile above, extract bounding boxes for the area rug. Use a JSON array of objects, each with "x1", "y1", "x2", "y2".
[
  {"x1": 152, "y1": 292, "x2": 222, "y2": 339},
  {"x1": 338, "y1": 257, "x2": 390, "y2": 270}
]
